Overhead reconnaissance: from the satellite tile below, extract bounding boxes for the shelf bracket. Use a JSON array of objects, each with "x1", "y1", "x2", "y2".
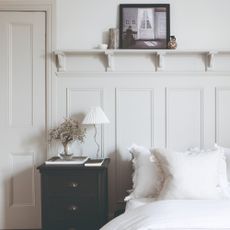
[
  {"x1": 206, "y1": 51, "x2": 218, "y2": 71},
  {"x1": 156, "y1": 51, "x2": 166, "y2": 71},
  {"x1": 55, "y1": 51, "x2": 66, "y2": 72},
  {"x1": 105, "y1": 50, "x2": 114, "y2": 72}
]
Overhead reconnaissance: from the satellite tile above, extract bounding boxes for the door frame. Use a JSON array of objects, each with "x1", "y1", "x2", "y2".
[{"x1": 0, "y1": 0, "x2": 55, "y2": 159}]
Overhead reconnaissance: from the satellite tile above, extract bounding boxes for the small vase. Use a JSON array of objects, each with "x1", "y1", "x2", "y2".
[
  {"x1": 59, "y1": 141, "x2": 73, "y2": 160},
  {"x1": 168, "y1": 35, "x2": 177, "y2": 49},
  {"x1": 108, "y1": 28, "x2": 119, "y2": 49}
]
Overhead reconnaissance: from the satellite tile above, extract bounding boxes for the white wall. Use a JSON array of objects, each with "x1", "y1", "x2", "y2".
[
  {"x1": 54, "y1": 0, "x2": 230, "y2": 215},
  {"x1": 56, "y1": 0, "x2": 230, "y2": 50},
  {"x1": 53, "y1": 51, "x2": 230, "y2": 215}
]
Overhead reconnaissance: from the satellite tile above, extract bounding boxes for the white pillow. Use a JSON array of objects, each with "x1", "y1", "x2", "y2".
[
  {"x1": 189, "y1": 145, "x2": 230, "y2": 192},
  {"x1": 224, "y1": 147, "x2": 230, "y2": 181},
  {"x1": 215, "y1": 144, "x2": 230, "y2": 181},
  {"x1": 152, "y1": 148, "x2": 229, "y2": 200},
  {"x1": 125, "y1": 144, "x2": 163, "y2": 201}
]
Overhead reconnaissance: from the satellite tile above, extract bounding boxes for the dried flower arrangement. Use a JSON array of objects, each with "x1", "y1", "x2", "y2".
[{"x1": 49, "y1": 118, "x2": 86, "y2": 158}]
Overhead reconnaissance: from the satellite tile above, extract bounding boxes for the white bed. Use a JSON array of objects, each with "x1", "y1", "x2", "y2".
[
  {"x1": 101, "y1": 199, "x2": 230, "y2": 230},
  {"x1": 101, "y1": 144, "x2": 230, "y2": 230},
  {"x1": 125, "y1": 198, "x2": 156, "y2": 212}
]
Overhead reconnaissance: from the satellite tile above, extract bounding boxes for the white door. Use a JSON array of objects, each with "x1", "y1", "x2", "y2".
[{"x1": 0, "y1": 12, "x2": 46, "y2": 229}]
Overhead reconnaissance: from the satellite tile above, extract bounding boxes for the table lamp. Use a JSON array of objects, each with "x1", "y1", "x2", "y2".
[{"x1": 82, "y1": 106, "x2": 110, "y2": 158}]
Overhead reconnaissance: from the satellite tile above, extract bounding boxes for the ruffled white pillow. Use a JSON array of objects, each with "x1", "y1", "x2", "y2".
[
  {"x1": 189, "y1": 145, "x2": 230, "y2": 197},
  {"x1": 215, "y1": 144, "x2": 230, "y2": 181},
  {"x1": 152, "y1": 148, "x2": 229, "y2": 200},
  {"x1": 125, "y1": 144, "x2": 163, "y2": 201}
]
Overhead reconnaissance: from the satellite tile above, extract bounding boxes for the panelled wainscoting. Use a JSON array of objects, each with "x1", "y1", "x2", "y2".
[{"x1": 52, "y1": 49, "x2": 230, "y2": 216}]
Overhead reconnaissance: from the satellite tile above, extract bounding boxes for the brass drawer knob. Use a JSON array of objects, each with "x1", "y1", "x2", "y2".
[
  {"x1": 68, "y1": 205, "x2": 78, "y2": 212},
  {"x1": 67, "y1": 182, "x2": 79, "y2": 188},
  {"x1": 71, "y1": 182, "x2": 78, "y2": 188}
]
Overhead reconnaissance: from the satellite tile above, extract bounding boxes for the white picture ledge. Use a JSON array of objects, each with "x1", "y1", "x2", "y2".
[{"x1": 54, "y1": 49, "x2": 230, "y2": 74}]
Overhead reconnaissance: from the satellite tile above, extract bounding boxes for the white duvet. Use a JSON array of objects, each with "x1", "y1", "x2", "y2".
[{"x1": 101, "y1": 200, "x2": 230, "y2": 230}]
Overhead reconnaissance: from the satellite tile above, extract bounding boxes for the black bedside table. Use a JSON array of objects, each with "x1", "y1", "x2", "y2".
[{"x1": 37, "y1": 158, "x2": 110, "y2": 230}]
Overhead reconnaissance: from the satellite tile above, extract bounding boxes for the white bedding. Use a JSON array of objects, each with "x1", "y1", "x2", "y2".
[
  {"x1": 101, "y1": 200, "x2": 230, "y2": 230},
  {"x1": 125, "y1": 198, "x2": 156, "y2": 212}
]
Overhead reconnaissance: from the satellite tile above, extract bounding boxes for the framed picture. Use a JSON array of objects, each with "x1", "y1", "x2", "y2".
[{"x1": 119, "y1": 4, "x2": 170, "y2": 49}]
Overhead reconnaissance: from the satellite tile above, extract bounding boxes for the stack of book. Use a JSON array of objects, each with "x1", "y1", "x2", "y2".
[
  {"x1": 45, "y1": 156, "x2": 89, "y2": 165},
  {"x1": 84, "y1": 159, "x2": 104, "y2": 167},
  {"x1": 45, "y1": 156, "x2": 105, "y2": 166}
]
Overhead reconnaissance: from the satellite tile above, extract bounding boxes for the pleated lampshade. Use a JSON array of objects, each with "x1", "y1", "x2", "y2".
[{"x1": 82, "y1": 106, "x2": 110, "y2": 124}]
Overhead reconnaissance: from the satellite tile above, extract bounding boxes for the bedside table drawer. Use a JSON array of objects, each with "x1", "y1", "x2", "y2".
[
  {"x1": 38, "y1": 159, "x2": 110, "y2": 230},
  {"x1": 47, "y1": 196, "x2": 98, "y2": 221},
  {"x1": 46, "y1": 173, "x2": 97, "y2": 195}
]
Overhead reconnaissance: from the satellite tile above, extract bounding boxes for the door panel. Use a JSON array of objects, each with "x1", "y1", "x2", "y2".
[{"x1": 0, "y1": 12, "x2": 46, "y2": 229}]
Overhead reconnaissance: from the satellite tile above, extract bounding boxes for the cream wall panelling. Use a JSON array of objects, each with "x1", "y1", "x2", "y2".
[
  {"x1": 53, "y1": 30, "x2": 230, "y2": 218},
  {"x1": 165, "y1": 88, "x2": 204, "y2": 150},
  {"x1": 215, "y1": 87, "x2": 230, "y2": 146},
  {"x1": 53, "y1": 74, "x2": 230, "y2": 214},
  {"x1": 54, "y1": 49, "x2": 230, "y2": 73},
  {"x1": 115, "y1": 88, "x2": 154, "y2": 202}
]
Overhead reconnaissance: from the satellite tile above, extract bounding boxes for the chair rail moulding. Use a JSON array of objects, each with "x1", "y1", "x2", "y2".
[{"x1": 54, "y1": 49, "x2": 230, "y2": 74}]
